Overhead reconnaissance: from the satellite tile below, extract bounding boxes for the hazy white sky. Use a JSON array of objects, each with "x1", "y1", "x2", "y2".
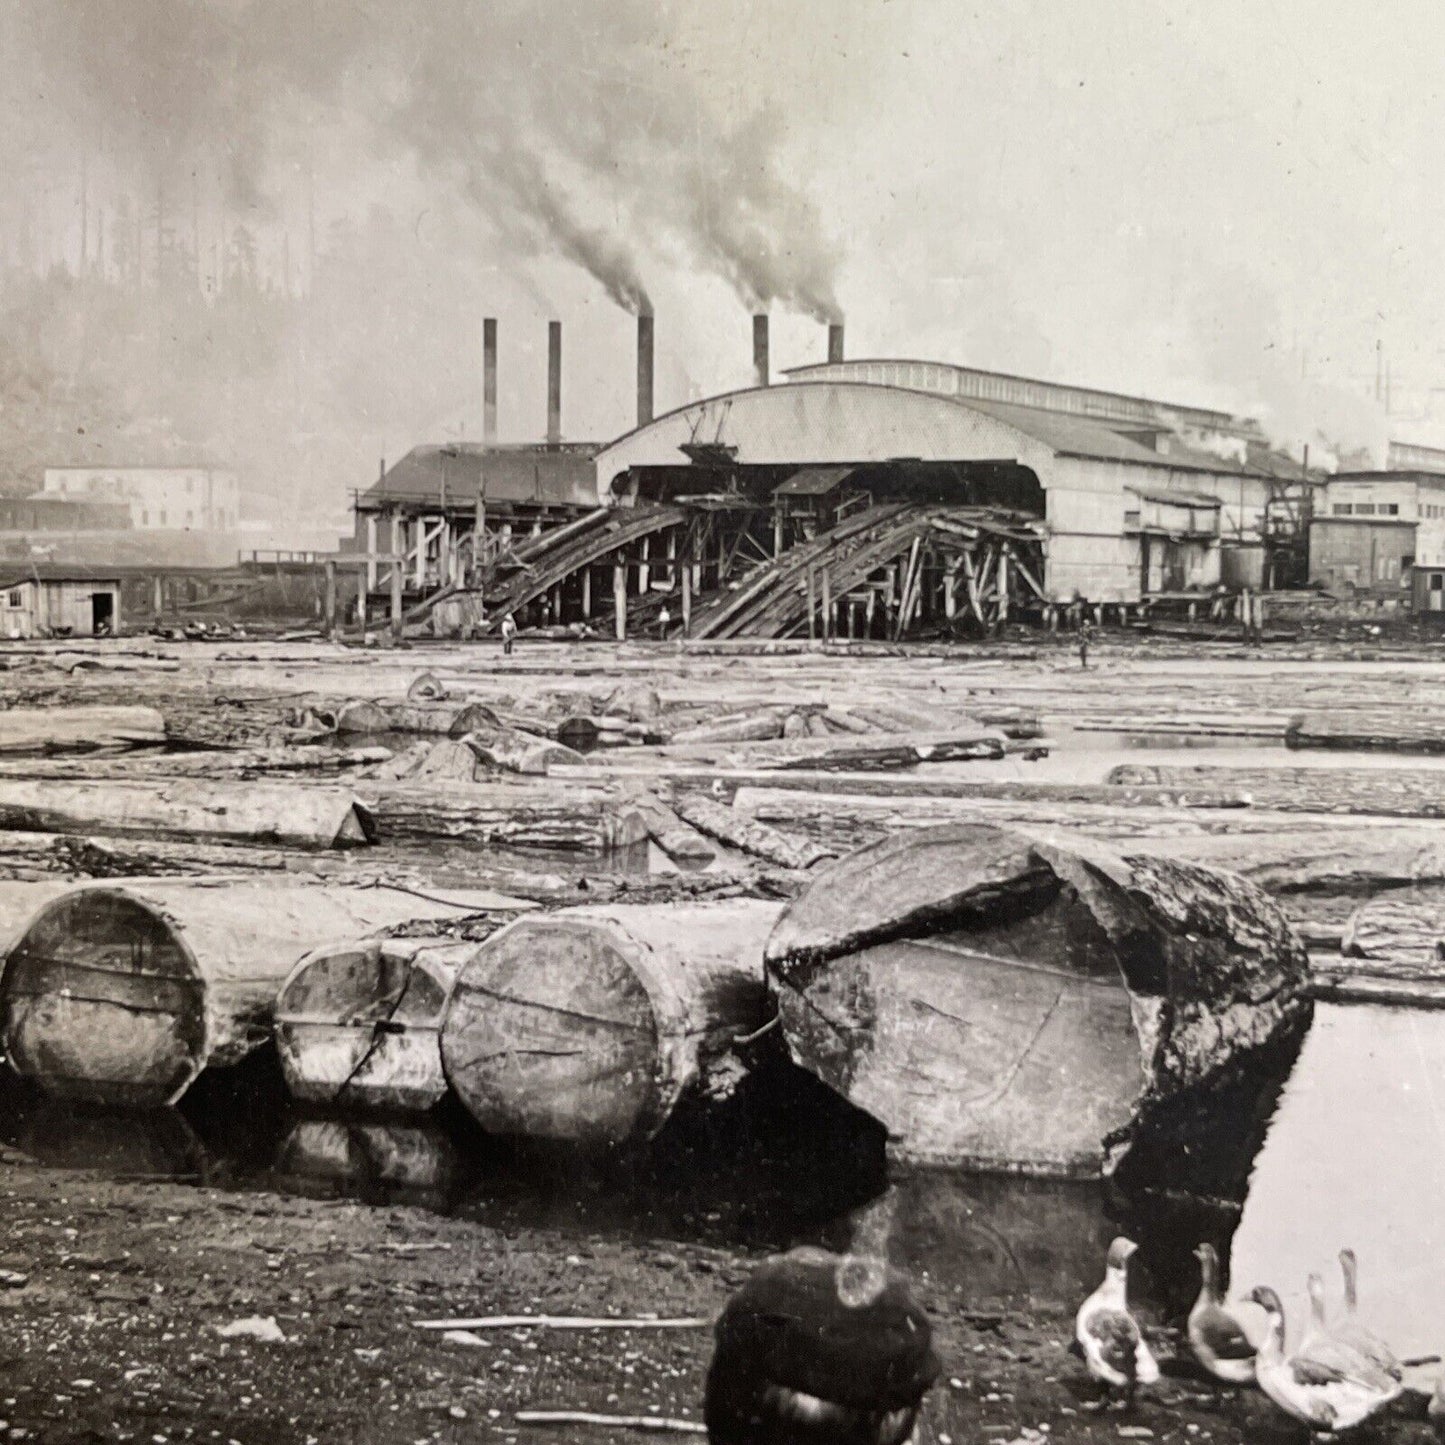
[{"x1": 8, "y1": 0, "x2": 1445, "y2": 482}]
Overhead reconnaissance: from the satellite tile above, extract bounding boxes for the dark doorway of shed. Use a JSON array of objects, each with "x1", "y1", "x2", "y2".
[{"x1": 90, "y1": 591, "x2": 114, "y2": 636}]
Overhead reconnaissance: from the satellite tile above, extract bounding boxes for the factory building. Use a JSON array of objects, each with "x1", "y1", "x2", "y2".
[
  {"x1": 41, "y1": 466, "x2": 239, "y2": 531},
  {"x1": 595, "y1": 368, "x2": 1289, "y2": 604},
  {"x1": 779, "y1": 357, "x2": 1314, "y2": 598},
  {"x1": 1311, "y1": 469, "x2": 1445, "y2": 609},
  {"x1": 350, "y1": 442, "x2": 598, "y2": 598}
]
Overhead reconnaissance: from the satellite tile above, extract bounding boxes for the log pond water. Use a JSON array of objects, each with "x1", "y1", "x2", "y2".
[{"x1": 0, "y1": 1000, "x2": 1437, "y2": 1356}]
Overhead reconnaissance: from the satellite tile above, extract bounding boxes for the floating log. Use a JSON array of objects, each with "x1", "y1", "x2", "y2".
[
  {"x1": 274, "y1": 937, "x2": 475, "y2": 1112},
  {"x1": 654, "y1": 729, "x2": 1007, "y2": 771},
  {"x1": 670, "y1": 710, "x2": 787, "y2": 745},
  {"x1": 630, "y1": 796, "x2": 716, "y2": 864},
  {"x1": 1138, "y1": 828, "x2": 1445, "y2": 894},
  {"x1": 335, "y1": 700, "x2": 499, "y2": 736},
  {"x1": 1073, "y1": 713, "x2": 1292, "y2": 739},
  {"x1": 552, "y1": 764, "x2": 1250, "y2": 811},
  {"x1": 1109, "y1": 763, "x2": 1445, "y2": 818},
  {"x1": 671, "y1": 792, "x2": 834, "y2": 870},
  {"x1": 464, "y1": 727, "x2": 585, "y2": 776},
  {"x1": 0, "y1": 706, "x2": 166, "y2": 755},
  {"x1": 766, "y1": 822, "x2": 1311, "y2": 1175},
  {"x1": 1339, "y1": 896, "x2": 1445, "y2": 979},
  {"x1": 365, "y1": 782, "x2": 649, "y2": 854},
  {"x1": 441, "y1": 899, "x2": 779, "y2": 1146},
  {"x1": 0, "y1": 880, "x2": 534, "y2": 1107},
  {"x1": 1287, "y1": 711, "x2": 1445, "y2": 754},
  {"x1": 0, "y1": 779, "x2": 375, "y2": 850}
]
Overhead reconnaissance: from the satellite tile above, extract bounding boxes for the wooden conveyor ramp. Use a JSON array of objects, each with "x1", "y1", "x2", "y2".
[
  {"x1": 480, "y1": 504, "x2": 688, "y2": 629},
  {"x1": 687, "y1": 503, "x2": 1044, "y2": 640}
]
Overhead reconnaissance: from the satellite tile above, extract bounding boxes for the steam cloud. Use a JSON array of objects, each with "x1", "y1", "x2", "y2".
[{"x1": 17, "y1": 0, "x2": 842, "y2": 320}]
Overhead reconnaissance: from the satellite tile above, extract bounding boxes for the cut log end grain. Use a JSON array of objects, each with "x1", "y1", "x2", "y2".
[
  {"x1": 440, "y1": 901, "x2": 779, "y2": 1147},
  {"x1": 0, "y1": 888, "x2": 209, "y2": 1107},
  {"x1": 764, "y1": 822, "x2": 1311, "y2": 1177},
  {"x1": 275, "y1": 938, "x2": 471, "y2": 1113},
  {"x1": 0, "y1": 881, "x2": 535, "y2": 1108}
]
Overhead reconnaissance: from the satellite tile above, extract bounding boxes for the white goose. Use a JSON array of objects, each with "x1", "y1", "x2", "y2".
[
  {"x1": 1186, "y1": 1243, "x2": 1256, "y2": 1385},
  {"x1": 1335, "y1": 1249, "x2": 1403, "y2": 1382},
  {"x1": 1075, "y1": 1237, "x2": 1159, "y2": 1407},
  {"x1": 1248, "y1": 1286, "x2": 1399, "y2": 1436}
]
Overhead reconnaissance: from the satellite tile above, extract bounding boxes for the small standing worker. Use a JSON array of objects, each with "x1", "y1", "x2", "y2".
[
  {"x1": 500, "y1": 612, "x2": 517, "y2": 656},
  {"x1": 1079, "y1": 614, "x2": 1093, "y2": 669}
]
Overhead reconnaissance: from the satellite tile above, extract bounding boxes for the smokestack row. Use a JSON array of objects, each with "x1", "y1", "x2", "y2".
[
  {"x1": 483, "y1": 317, "x2": 498, "y2": 443},
  {"x1": 828, "y1": 322, "x2": 844, "y2": 365},
  {"x1": 547, "y1": 320, "x2": 562, "y2": 445},
  {"x1": 753, "y1": 314, "x2": 770, "y2": 387},
  {"x1": 637, "y1": 314, "x2": 654, "y2": 427}
]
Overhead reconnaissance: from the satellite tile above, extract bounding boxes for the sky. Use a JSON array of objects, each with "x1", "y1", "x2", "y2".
[{"x1": 3, "y1": 0, "x2": 1443, "y2": 507}]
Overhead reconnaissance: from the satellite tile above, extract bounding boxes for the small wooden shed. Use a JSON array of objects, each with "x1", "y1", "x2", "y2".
[{"x1": 0, "y1": 567, "x2": 123, "y2": 639}]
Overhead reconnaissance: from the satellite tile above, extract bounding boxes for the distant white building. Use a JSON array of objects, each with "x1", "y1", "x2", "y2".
[{"x1": 40, "y1": 467, "x2": 239, "y2": 532}]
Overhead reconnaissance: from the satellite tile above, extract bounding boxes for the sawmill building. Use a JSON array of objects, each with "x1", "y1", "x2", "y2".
[{"x1": 593, "y1": 373, "x2": 1288, "y2": 604}]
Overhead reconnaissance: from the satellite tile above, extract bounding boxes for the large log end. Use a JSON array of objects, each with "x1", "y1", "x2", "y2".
[
  {"x1": 767, "y1": 823, "x2": 1312, "y2": 1182},
  {"x1": 440, "y1": 901, "x2": 776, "y2": 1148}
]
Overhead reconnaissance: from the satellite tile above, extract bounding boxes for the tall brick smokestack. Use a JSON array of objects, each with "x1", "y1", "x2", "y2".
[
  {"x1": 483, "y1": 317, "x2": 498, "y2": 443},
  {"x1": 828, "y1": 322, "x2": 844, "y2": 365},
  {"x1": 637, "y1": 314, "x2": 654, "y2": 427},
  {"x1": 753, "y1": 313, "x2": 769, "y2": 387},
  {"x1": 547, "y1": 320, "x2": 562, "y2": 445}
]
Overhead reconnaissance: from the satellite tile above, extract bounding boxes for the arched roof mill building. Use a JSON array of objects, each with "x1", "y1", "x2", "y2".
[{"x1": 594, "y1": 375, "x2": 1280, "y2": 602}]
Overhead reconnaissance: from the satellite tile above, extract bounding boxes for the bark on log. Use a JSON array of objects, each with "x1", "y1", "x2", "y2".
[
  {"x1": 0, "y1": 706, "x2": 166, "y2": 755},
  {"x1": 463, "y1": 727, "x2": 585, "y2": 776},
  {"x1": 0, "y1": 779, "x2": 375, "y2": 849},
  {"x1": 552, "y1": 764, "x2": 1250, "y2": 811},
  {"x1": 653, "y1": 729, "x2": 1007, "y2": 770},
  {"x1": 671, "y1": 792, "x2": 835, "y2": 870},
  {"x1": 1339, "y1": 896, "x2": 1445, "y2": 979},
  {"x1": 1286, "y1": 711, "x2": 1445, "y2": 753},
  {"x1": 275, "y1": 937, "x2": 475, "y2": 1112},
  {"x1": 440, "y1": 899, "x2": 779, "y2": 1146},
  {"x1": 670, "y1": 711, "x2": 788, "y2": 745},
  {"x1": 0, "y1": 746, "x2": 391, "y2": 783},
  {"x1": 335, "y1": 700, "x2": 500, "y2": 736},
  {"x1": 1135, "y1": 829, "x2": 1445, "y2": 893},
  {"x1": 364, "y1": 781, "x2": 649, "y2": 854},
  {"x1": 0, "y1": 879, "x2": 535, "y2": 1107},
  {"x1": 765, "y1": 822, "x2": 1311, "y2": 1177},
  {"x1": 1109, "y1": 763, "x2": 1445, "y2": 819},
  {"x1": 630, "y1": 796, "x2": 717, "y2": 864}
]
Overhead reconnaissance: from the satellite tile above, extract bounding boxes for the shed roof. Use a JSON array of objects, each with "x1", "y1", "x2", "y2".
[
  {"x1": 0, "y1": 563, "x2": 124, "y2": 587},
  {"x1": 1127, "y1": 485, "x2": 1223, "y2": 508},
  {"x1": 358, "y1": 443, "x2": 600, "y2": 510},
  {"x1": 961, "y1": 399, "x2": 1256, "y2": 475},
  {"x1": 774, "y1": 465, "x2": 856, "y2": 497}
]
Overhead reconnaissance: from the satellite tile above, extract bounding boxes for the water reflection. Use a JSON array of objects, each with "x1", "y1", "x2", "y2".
[
  {"x1": 1230, "y1": 1003, "x2": 1445, "y2": 1359},
  {"x1": 7, "y1": 1005, "x2": 1433, "y2": 1337}
]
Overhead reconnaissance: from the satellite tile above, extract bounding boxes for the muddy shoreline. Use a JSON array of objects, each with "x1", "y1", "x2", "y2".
[{"x1": 0, "y1": 1147, "x2": 1437, "y2": 1445}]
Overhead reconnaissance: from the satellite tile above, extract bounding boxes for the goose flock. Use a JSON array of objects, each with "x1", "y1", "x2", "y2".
[
  {"x1": 1077, "y1": 1235, "x2": 1434, "y2": 1436},
  {"x1": 704, "y1": 1235, "x2": 1444, "y2": 1443}
]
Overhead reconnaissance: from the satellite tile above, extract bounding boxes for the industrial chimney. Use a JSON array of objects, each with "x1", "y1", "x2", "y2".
[
  {"x1": 637, "y1": 313, "x2": 654, "y2": 427},
  {"x1": 752, "y1": 313, "x2": 770, "y2": 387},
  {"x1": 547, "y1": 320, "x2": 562, "y2": 445},
  {"x1": 483, "y1": 317, "x2": 498, "y2": 443},
  {"x1": 828, "y1": 322, "x2": 845, "y2": 365}
]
